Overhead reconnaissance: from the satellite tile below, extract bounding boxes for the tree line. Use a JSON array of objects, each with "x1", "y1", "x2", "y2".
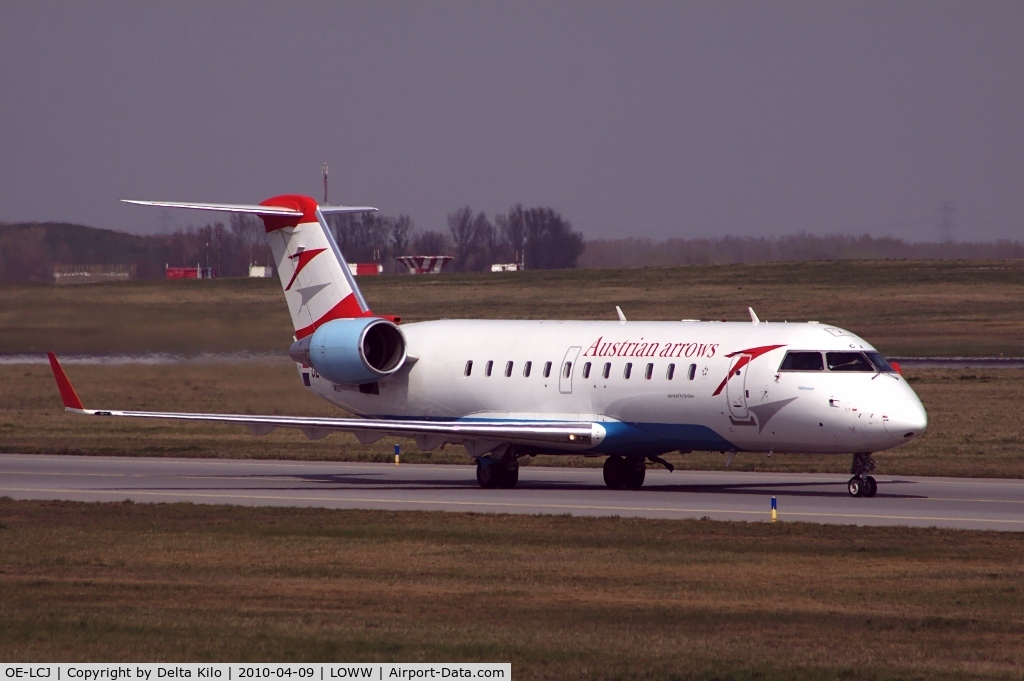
[
  {"x1": 580, "y1": 234, "x2": 1024, "y2": 268},
  {"x1": 0, "y1": 203, "x2": 586, "y2": 283},
  {"x1": 325, "y1": 203, "x2": 585, "y2": 272}
]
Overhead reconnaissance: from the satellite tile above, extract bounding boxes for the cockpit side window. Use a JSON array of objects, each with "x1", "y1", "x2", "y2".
[
  {"x1": 865, "y1": 352, "x2": 896, "y2": 373},
  {"x1": 779, "y1": 351, "x2": 824, "y2": 372},
  {"x1": 826, "y1": 352, "x2": 874, "y2": 372}
]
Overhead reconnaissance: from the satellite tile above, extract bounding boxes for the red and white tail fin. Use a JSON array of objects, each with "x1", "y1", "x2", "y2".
[{"x1": 123, "y1": 195, "x2": 379, "y2": 338}]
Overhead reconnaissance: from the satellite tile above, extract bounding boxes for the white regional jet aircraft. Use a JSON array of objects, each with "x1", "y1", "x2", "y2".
[{"x1": 48, "y1": 194, "x2": 928, "y2": 497}]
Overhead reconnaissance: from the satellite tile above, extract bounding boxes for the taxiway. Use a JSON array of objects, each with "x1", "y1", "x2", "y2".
[{"x1": 2, "y1": 454, "x2": 1022, "y2": 531}]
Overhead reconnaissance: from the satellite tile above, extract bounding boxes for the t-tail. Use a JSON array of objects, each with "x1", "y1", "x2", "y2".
[{"x1": 122, "y1": 195, "x2": 384, "y2": 338}]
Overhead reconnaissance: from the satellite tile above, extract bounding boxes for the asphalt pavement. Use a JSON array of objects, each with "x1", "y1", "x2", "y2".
[{"x1": 2, "y1": 454, "x2": 1022, "y2": 531}]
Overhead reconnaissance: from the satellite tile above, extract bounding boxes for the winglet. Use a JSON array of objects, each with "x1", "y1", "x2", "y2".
[{"x1": 47, "y1": 352, "x2": 85, "y2": 410}]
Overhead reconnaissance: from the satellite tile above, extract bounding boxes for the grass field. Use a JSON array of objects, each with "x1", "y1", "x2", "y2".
[
  {"x1": 3, "y1": 362, "x2": 1022, "y2": 478},
  {"x1": 2, "y1": 259, "x2": 1024, "y2": 356},
  {"x1": 1, "y1": 499, "x2": 1022, "y2": 678}
]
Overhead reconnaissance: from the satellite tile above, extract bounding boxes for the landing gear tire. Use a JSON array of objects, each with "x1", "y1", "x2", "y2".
[
  {"x1": 864, "y1": 476, "x2": 877, "y2": 498},
  {"x1": 476, "y1": 461, "x2": 502, "y2": 489},
  {"x1": 623, "y1": 458, "x2": 646, "y2": 490},
  {"x1": 848, "y1": 476, "x2": 864, "y2": 498},
  {"x1": 476, "y1": 457, "x2": 519, "y2": 489},
  {"x1": 849, "y1": 452, "x2": 878, "y2": 498},
  {"x1": 603, "y1": 456, "x2": 626, "y2": 489},
  {"x1": 498, "y1": 458, "x2": 519, "y2": 489},
  {"x1": 604, "y1": 456, "x2": 646, "y2": 490}
]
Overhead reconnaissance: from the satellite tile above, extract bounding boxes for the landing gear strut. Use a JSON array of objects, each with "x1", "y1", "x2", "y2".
[
  {"x1": 603, "y1": 455, "x2": 646, "y2": 490},
  {"x1": 848, "y1": 452, "x2": 877, "y2": 498},
  {"x1": 476, "y1": 453, "x2": 519, "y2": 489}
]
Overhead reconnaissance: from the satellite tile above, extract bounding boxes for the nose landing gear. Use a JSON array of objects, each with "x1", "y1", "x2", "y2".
[{"x1": 848, "y1": 452, "x2": 877, "y2": 498}]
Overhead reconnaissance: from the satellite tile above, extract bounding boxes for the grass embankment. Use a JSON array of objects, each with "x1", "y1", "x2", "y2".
[
  {"x1": 1, "y1": 499, "x2": 1022, "y2": 678},
  {"x1": 3, "y1": 363, "x2": 1022, "y2": 478},
  {"x1": 2, "y1": 259, "x2": 1023, "y2": 356}
]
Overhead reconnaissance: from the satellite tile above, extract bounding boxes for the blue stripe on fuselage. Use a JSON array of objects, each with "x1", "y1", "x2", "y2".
[
  {"x1": 592, "y1": 420, "x2": 739, "y2": 456},
  {"x1": 372, "y1": 414, "x2": 740, "y2": 456}
]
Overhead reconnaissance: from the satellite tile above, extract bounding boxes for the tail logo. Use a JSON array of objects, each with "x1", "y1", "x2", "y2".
[{"x1": 285, "y1": 248, "x2": 327, "y2": 291}]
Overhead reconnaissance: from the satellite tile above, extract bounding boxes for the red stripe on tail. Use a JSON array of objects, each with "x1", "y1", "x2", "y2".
[
  {"x1": 294, "y1": 294, "x2": 370, "y2": 339},
  {"x1": 258, "y1": 194, "x2": 320, "y2": 232}
]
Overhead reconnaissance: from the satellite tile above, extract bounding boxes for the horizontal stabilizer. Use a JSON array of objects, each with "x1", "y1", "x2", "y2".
[
  {"x1": 318, "y1": 205, "x2": 379, "y2": 215},
  {"x1": 121, "y1": 200, "x2": 301, "y2": 216}
]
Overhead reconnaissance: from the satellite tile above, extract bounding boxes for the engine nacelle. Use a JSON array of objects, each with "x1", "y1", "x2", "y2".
[{"x1": 289, "y1": 318, "x2": 407, "y2": 386}]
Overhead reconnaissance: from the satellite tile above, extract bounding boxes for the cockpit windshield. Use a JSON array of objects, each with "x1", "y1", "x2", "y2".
[
  {"x1": 826, "y1": 352, "x2": 874, "y2": 372},
  {"x1": 779, "y1": 350, "x2": 897, "y2": 373},
  {"x1": 865, "y1": 352, "x2": 897, "y2": 373},
  {"x1": 779, "y1": 351, "x2": 824, "y2": 371}
]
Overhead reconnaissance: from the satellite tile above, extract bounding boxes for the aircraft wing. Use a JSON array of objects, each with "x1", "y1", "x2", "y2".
[{"x1": 47, "y1": 354, "x2": 599, "y2": 450}]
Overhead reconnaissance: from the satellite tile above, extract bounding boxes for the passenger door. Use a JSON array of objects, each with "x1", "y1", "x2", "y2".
[
  {"x1": 725, "y1": 354, "x2": 749, "y2": 419},
  {"x1": 559, "y1": 346, "x2": 581, "y2": 394}
]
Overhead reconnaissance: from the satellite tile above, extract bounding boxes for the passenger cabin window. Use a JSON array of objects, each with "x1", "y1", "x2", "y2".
[
  {"x1": 523, "y1": 361, "x2": 532, "y2": 377},
  {"x1": 623, "y1": 362, "x2": 632, "y2": 379},
  {"x1": 865, "y1": 352, "x2": 896, "y2": 373},
  {"x1": 779, "y1": 351, "x2": 824, "y2": 372},
  {"x1": 582, "y1": 362, "x2": 592, "y2": 379},
  {"x1": 464, "y1": 360, "x2": 473, "y2": 377},
  {"x1": 505, "y1": 361, "x2": 514, "y2": 377},
  {"x1": 543, "y1": 361, "x2": 552, "y2": 378},
  {"x1": 602, "y1": 362, "x2": 611, "y2": 379},
  {"x1": 563, "y1": 362, "x2": 572, "y2": 378},
  {"x1": 826, "y1": 352, "x2": 875, "y2": 372},
  {"x1": 688, "y1": 363, "x2": 696, "y2": 380},
  {"x1": 485, "y1": 360, "x2": 493, "y2": 377},
  {"x1": 645, "y1": 363, "x2": 654, "y2": 380},
  {"x1": 666, "y1": 363, "x2": 675, "y2": 380}
]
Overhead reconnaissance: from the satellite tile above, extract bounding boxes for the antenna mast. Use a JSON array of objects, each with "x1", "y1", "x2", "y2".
[{"x1": 322, "y1": 162, "x2": 329, "y2": 205}]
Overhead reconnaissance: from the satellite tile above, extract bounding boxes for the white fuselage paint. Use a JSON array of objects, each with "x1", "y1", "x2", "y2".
[{"x1": 300, "y1": 319, "x2": 928, "y2": 457}]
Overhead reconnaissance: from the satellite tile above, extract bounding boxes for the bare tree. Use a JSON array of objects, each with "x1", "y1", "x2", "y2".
[
  {"x1": 391, "y1": 215, "x2": 415, "y2": 255},
  {"x1": 448, "y1": 206, "x2": 493, "y2": 271},
  {"x1": 522, "y1": 207, "x2": 585, "y2": 270},
  {"x1": 413, "y1": 229, "x2": 451, "y2": 255},
  {"x1": 495, "y1": 203, "x2": 526, "y2": 265}
]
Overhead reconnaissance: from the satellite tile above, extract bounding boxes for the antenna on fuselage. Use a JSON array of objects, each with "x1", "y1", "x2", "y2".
[
  {"x1": 748, "y1": 307, "x2": 760, "y2": 324},
  {"x1": 615, "y1": 306, "x2": 627, "y2": 323}
]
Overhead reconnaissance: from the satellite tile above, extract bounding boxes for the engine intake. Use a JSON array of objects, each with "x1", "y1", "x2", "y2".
[{"x1": 289, "y1": 318, "x2": 407, "y2": 385}]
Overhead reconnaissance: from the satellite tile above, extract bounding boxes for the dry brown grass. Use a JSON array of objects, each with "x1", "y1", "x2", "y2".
[
  {"x1": 2, "y1": 259, "x2": 1024, "y2": 355},
  {"x1": 2, "y1": 363, "x2": 1022, "y2": 479},
  {"x1": 1, "y1": 499, "x2": 1022, "y2": 678}
]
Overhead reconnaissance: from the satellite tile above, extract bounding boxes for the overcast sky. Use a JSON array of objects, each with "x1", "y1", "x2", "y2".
[{"x1": 2, "y1": 1, "x2": 1021, "y2": 241}]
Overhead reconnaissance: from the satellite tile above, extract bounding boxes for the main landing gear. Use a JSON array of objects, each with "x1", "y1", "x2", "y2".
[
  {"x1": 603, "y1": 455, "x2": 646, "y2": 490},
  {"x1": 848, "y1": 452, "x2": 877, "y2": 498},
  {"x1": 476, "y1": 454, "x2": 519, "y2": 489}
]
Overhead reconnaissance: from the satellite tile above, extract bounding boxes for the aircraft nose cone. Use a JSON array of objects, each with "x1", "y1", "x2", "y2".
[{"x1": 885, "y1": 398, "x2": 928, "y2": 441}]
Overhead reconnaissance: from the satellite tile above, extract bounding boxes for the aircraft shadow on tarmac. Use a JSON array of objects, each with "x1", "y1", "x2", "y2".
[{"x1": 117, "y1": 472, "x2": 927, "y2": 500}]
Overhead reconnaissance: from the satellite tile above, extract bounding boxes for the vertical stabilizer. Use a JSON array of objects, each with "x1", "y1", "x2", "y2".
[
  {"x1": 258, "y1": 194, "x2": 374, "y2": 338},
  {"x1": 121, "y1": 194, "x2": 380, "y2": 339}
]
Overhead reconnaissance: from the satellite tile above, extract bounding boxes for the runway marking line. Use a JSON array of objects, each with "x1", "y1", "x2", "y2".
[{"x1": 3, "y1": 486, "x2": 1024, "y2": 526}]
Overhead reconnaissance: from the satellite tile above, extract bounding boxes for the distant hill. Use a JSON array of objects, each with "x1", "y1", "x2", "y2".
[{"x1": 0, "y1": 222, "x2": 170, "y2": 284}]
